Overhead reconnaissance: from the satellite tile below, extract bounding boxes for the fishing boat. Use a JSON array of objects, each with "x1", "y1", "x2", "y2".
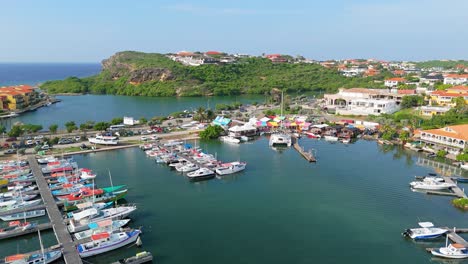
[
  {"x1": 1, "y1": 250, "x2": 62, "y2": 264},
  {"x1": 74, "y1": 219, "x2": 131, "y2": 240},
  {"x1": 0, "y1": 209, "x2": 46, "y2": 221},
  {"x1": 187, "y1": 168, "x2": 215, "y2": 181},
  {"x1": 215, "y1": 161, "x2": 246, "y2": 176},
  {"x1": 269, "y1": 133, "x2": 292, "y2": 147},
  {"x1": 111, "y1": 251, "x2": 153, "y2": 264},
  {"x1": 77, "y1": 229, "x2": 142, "y2": 257},
  {"x1": 431, "y1": 236, "x2": 468, "y2": 259},
  {"x1": 402, "y1": 222, "x2": 447, "y2": 240},
  {"x1": 220, "y1": 136, "x2": 240, "y2": 144},
  {"x1": 67, "y1": 205, "x2": 137, "y2": 233},
  {"x1": 409, "y1": 180, "x2": 456, "y2": 191},
  {"x1": 88, "y1": 134, "x2": 119, "y2": 145},
  {"x1": 57, "y1": 187, "x2": 104, "y2": 201}
]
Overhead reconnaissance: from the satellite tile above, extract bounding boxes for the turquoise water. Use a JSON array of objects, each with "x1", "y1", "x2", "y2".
[{"x1": 2, "y1": 139, "x2": 466, "y2": 263}]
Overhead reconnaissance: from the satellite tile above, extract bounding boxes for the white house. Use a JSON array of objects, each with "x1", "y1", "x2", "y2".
[
  {"x1": 444, "y1": 74, "x2": 468, "y2": 85},
  {"x1": 384, "y1": 78, "x2": 406, "y2": 87},
  {"x1": 123, "y1": 116, "x2": 137, "y2": 126}
]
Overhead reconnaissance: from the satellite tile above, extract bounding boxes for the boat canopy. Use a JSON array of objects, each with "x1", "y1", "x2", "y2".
[
  {"x1": 91, "y1": 232, "x2": 110, "y2": 241},
  {"x1": 88, "y1": 219, "x2": 112, "y2": 229},
  {"x1": 418, "y1": 222, "x2": 435, "y2": 228},
  {"x1": 73, "y1": 208, "x2": 98, "y2": 221}
]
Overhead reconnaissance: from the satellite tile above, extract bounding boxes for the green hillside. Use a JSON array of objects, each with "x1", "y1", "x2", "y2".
[{"x1": 41, "y1": 51, "x2": 384, "y2": 96}]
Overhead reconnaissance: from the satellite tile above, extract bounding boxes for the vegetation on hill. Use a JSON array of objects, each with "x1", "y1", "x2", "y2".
[
  {"x1": 414, "y1": 60, "x2": 468, "y2": 69},
  {"x1": 41, "y1": 51, "x2": 387, "y2": 97}
]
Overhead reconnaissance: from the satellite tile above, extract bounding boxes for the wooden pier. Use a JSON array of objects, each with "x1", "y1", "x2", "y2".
[
  {"x1": 291, "y1": 136, "x2": 316, "y2": 162},
  {"x1": 0, "y1": 222, "x2": 52, "y2": 240},
  {"x1": 27, "y1": 156, "x2": 83, "y2": 264}
]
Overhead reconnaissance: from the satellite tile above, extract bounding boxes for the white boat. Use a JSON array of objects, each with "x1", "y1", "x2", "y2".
[
  {"x1": 410, "y1": 180, "x2": 456, "y2": 191},
  {"x1": 0, "y1": 199, "x2": 42, "y2": 212},
  {"x1": 220, "y1": 136, "x2": 240, "y2": 144},
  {"x1": 324, "y1": 135, "x2": 339, "y2": 141},
  {"x1": 269, "y1": 133, "x2": 292, "y2": 147},
  {"x1": 2, "y1": 249, "x2": 62, "y2": 264},
  {"x1": 37, "y1": 156, "x2": 57, "y2": 164},
  {"x1": 0, "y1": 209, "x2": 46, "y2": 221},
  {"x1": 305, "y1": 132, "x2": 321, "y2": 139},
  {"x1": 88, "y1": 135, "x2": 119, "y2": 145},
  {"x1": 74, "y1": 219, "x2": 131, "y2": 240},
  {"x1": 215, "y1": 161, "x2": 246, "y2": 175},
  {"x1": 461, "y1": 164, "x2": 468, "y2": 170},
  {"x1": 341, "y1": 138, "x2": 351, "y2": 144},
  {"x1": 80, "y1": 168, "x2": 97, "y2": 180},
  {"x1": 163, "y1": 140, "x2": 183, "y2": 147},
  {"x1": 68, "y1": 205, "x2": 137, "y2": 233},
  {"x1": 431, "y1": 236, "x2": 468, "y2": 259},
  {"x1": 176, "y1": 163, "x2": 199, "y2": 173},
  {"x1": 187, "y1": 168, "x2": 215, "y2": 180},
  {"x1": 77, "y1": 229, "x2": 141, "y2": 257},
  {"x1": 402, "y1": 222, "x2": 447, "y2": 240},
  {"x1": 240, "y1": 136, "x2": 250, "y2": 142}
]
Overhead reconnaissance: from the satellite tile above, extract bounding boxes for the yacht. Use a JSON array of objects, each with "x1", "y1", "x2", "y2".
[
  {"x1": 410, "y1": 180, "x2": 456, "y2": 191},
  {"x1": 220, "y1": 136, "x2": 240, "y2": 144},
  {"x1": 402, "y1": 222, "x2": 447, "y2": 240},
  {"x1": 269, "y1": 133, "x2": 292, "y2": 147},
  {"x1": 215, "y1": 161, "x2": 246, "y2": 176},
  {"x1": 324, "y1": 135, "x2": 339, "y2": 141},
  {"x1": 176, "y1": 163, "x2": 199, "y2": 173},
  {"x1": 88, "y1": 134, "x2": 119, "y2": 145},
  {"x1": 187, "y1": 168, "x2": 215, "y2": 181}
]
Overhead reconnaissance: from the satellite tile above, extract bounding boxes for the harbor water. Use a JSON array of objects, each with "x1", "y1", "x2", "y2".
[{"x1": 2, "y1": 138, "x2": 467, "y2": 263}]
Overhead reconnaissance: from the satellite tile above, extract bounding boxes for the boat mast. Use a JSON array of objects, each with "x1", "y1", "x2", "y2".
[
  {"x1": 38, "y1": 229, "x2": 45, "y2": 264},
  {"x1": 108, "y1": 169, "x2": 116, "y2": 206}
]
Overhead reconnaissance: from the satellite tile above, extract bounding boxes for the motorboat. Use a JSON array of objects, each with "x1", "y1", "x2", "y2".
[
  {"x1": 3, "y1": 250, "x2": 62, "y2": 264},
  {"x1": 0, "y1": 209, "x2": 46, "y2": 221},
  {"x1": 402, "y1": 222, "x2": 447, "y2": 240},
  {"x1": 176, "y1": 163, "x2": 199, "y2": 173},
  {"x1": 111, "y1": 251, "x2": 153, "y2": 264},
  {"x1": 220, "y1": 136, "x2": 240, "y2": 144},
  {"x1": 74, "y1": 219, "x2": 131, "y2": 240},
  {"x1": 269, "y1": 133, "x2": 292, "y2": 147},
  {"x1": 431, "y1": 236, "x2": 468, "y2": 259},
  {"x1": 215, "y1": 161, "x2": 246, "y2": 176},
  {"x1": 187, "y1": 168, "x2": 215, "y2": 181},
  {"x1": 305, "y1": 132, "x2": 321, "y2": 139},
  {"x1": 88, "y1": 134, "x2": 119, "y2": 145},
  {"x1": 77, "y1": 229, "x2": 142, "y2": 257},
  {"x1": 37, "y1": 156, "x2": 57, "y2": 164},
  {"x1": 67, "y1": 205, "x2": 137, "y2": 233},
  {"x1": 410, "y1": 180, "x2": 456, "y2": 191},
  {"x1": 0, "y1": 221, "x2": 37, "y2": 236},
  {"x1": 57, "y1": 187, "x2": 104, "y2": 202},
  {"x1": 80, "y1": 168, "x2": 97, "y2": 180},
  {"x1": 0, "y1": 199, "x2": 42, "y2": 212}
]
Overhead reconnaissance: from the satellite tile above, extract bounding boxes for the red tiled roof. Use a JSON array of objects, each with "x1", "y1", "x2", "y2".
[
  {"x1": 431, "y1": 90, "x2": 468, "y2": 97},
  {"x1": 449, "y1": 85, "x2": 468, "y2": 91},
  {"x1": 397, "y1": 89, "x2": 416, "y2": 95},
  {"x1": 385, "y1": 77, "x2": 406, "y2": 82},
  {"x1": 205, "y1": 51, "x2": 222, "y2": 55},
  {"x1": 422, "y1": 124, "x2": 468, "y2": 141},
  {"x1": 445, "y1": 74, "x2": 468, "y2": 78}
]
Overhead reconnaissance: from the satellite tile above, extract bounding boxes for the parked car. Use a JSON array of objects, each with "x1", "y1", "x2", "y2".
[
  {"x1": 6, "y1": 137, "x2": 17, "y2": 142},
  {"x1": 41, "y1": 144, "x2": 50, "y2": 150},
  {"x1": 75, "y1": 136, "x2": 81, "y2": 141},
  {"x1": 34, "y1": 135, "x2": 44, "y2": 140},
  {"x1": 3, "y1": 149, "x2": 16, "y2": 154},
  {"x1": 140, "y1": 136, "x2": 148, "y2": 141},
  {"x1": 58, "y1": 138, "x2": 73, "y2": 144},
  {"x1": 26, "y1": 140, "x2": 35, "y2": 146},
  {"x1": 2, "y1": 143, "x2": 10, "y2": 149}
]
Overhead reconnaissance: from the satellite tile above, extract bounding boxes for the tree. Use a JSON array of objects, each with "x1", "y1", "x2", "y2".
[
  {"x1": 111, "y1": 117, "x2": 123, "y2": 125},
  {"x1": 49, "y1": 124, "x2": 58, "y2": 134},
  {"x1": 452, "y1": 96, "x2": 466, "y2": 109},
  {"x1": 0, "y1": 125, "x2": 6, "y2": 135},
  {"x1": 94, "y1": 122, "x2": 110, "y2": 131},
  {"x1": 139, "y1": 117, "x2": 147, "y2": 124},
  {"x1": 401, "y1": 95, "x2": 424, "y2": 109},
  {"x1": 22, "y1": 124, "x2": 43, "y2": 133},
  {"x1": 194, "y1": 107, "x2": 206, "y2": 122},
  {"x1": 65, "y1": 121, "x2": 77, "y2": 133},
  {"x1": 8, "y1": 125, "x2": 24, "y2": 137},
  {"x1": 199, "y1": 125, "x2": 224, "y2": 139},
  {"x1": 399, "y1": 130, "x2": 410, "y2": 143}
]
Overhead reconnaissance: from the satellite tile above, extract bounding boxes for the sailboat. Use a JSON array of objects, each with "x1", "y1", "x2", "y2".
[
  {"x1": 2, "y1": 230, "x2": 62, "y2": 263},
  {"x1": 269, "y1": 90, "x2": 292, "y2": 147}
]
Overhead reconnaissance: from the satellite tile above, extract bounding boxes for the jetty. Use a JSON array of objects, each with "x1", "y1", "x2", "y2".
[
  {"x1": 291, "y1": 136, "x2": 316, "y2": 162},
  {"x1": 424, "y1": 177, "x2": 467, "y2": 198},
  {"x1": 426, "y1": 228, "x2": 468, "y2": 252},
  {"x1": 27, "y1": 156, "x2": 83, "y2": 264}
]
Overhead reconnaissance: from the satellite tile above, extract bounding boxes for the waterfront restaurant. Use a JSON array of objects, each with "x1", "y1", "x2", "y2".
[{"x1": 419, "y1": 124, "x2": 468, "y2": 155}]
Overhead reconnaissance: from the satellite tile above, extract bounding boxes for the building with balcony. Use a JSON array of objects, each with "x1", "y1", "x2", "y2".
[
  {"x1": 444, "y1": 74, "x2": 468, "y2": 85},
  {"x1": 430, "y1": 86, "x2": 468, "y2": 106},
  {"x1": 419, "y1": 124, "x2": 468, "y2": 155}
]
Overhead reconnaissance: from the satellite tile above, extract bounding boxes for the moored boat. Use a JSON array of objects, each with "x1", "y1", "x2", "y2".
[
  {"x1": 74, "y1": 219, "x2": 131, "y2": 240},
  {"x1": 402, "y1": 222, "x2": 447, "y2": 240},
  {"x1": 187, "y1": 168, "x2": 215, "y2": 181},
  {"x1": 1, "y1": 250, "x2": 62, "y2": 264},
  {"x1": 431, "y1": 238, "x2": 468, "y2": 259},
  {"x1": 111, "y1": 251, "x2": 153, "y2": 264},
  {"x1": 88, "y1": 134, "x2": 119, "y2": 145},
  {"x1": 0, "y1": 210, "x2": 46, "y2": 221},
  {"x1": 215, "y1": 161, "x2": 246, "y2": 176},
  {"x1": 409, "y1": 180, "x2": 456, "y2": 191},
  {"x1": 77, "y1": 229, "x2": 142, "y2": 257}
]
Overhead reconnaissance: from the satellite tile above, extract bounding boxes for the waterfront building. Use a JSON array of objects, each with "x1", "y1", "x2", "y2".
[
  {"x1": 0, "y1": 85, "x2": 37, "y2": 110},
  {"x1": 419, "y1": 106, "x2": 451, "y2": 116},
  {"x1": 323, "y1": 88, "x2": 401, "y2": 115},
  {"x1": 430, "y1": 86, "x2": 468, "y2": 106},
  {"x1": 443, "y1": 74, "x2": 468, "y2": 85},
  {"x1": 418, "y1": 124, "x2": 468, "y2": 155}
]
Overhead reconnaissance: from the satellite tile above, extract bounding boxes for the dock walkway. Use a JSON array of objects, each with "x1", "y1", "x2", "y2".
[
  {"x1": 291, "y1": 136, "x2": 316, "y2": 162},
  {"x1": 28, "y1": 156, "x2": 83, "y2": 264}
]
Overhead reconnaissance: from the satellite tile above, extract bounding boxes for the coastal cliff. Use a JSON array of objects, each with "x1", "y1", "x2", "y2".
[{"x1": 40, "y1": 51, "x2": 378, "y2": 97}]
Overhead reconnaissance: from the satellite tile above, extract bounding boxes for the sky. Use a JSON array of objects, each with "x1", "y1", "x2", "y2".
[{"x1": 1, "y1": 0, "x2": 467, "y2": 62}]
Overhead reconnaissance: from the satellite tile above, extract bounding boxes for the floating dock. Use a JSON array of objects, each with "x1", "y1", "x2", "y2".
[{"x1": 27, "y1": 156, "x2": 83, "y2": 264}]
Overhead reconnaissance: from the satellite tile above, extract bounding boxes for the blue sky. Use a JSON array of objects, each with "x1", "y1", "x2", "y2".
[{"x1": 1, "y1": 0, "x2": 467, "y2": 62}]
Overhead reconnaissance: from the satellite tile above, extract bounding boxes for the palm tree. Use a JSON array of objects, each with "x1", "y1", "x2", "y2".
[{"x1": 196, "y1": 107, "x2": 206, "y2": 123}]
